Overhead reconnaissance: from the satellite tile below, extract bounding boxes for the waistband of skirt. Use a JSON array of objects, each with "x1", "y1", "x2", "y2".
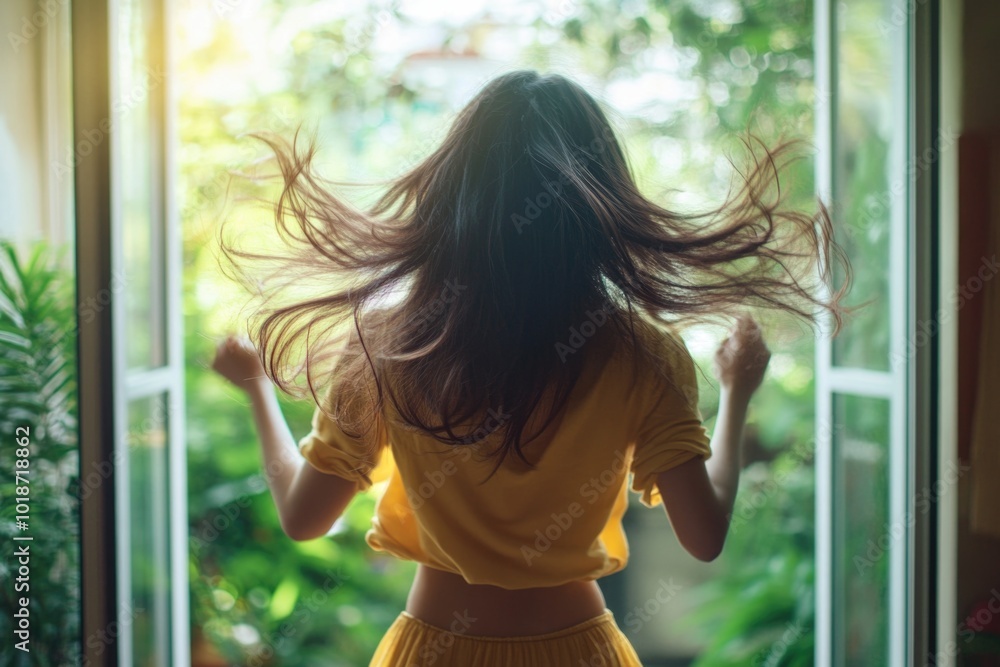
[{"x1": 396, "y1": 609, "x2": 616, "y2": 643}]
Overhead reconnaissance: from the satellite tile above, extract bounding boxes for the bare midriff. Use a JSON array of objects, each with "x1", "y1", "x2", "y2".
[{"x1": 404, "y1": 564, "x2": 608, "y2": 637}]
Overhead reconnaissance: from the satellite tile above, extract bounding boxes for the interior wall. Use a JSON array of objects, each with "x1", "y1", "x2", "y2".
[
  {"x1": 0, "y1": 0, "x2": 73, "y2": 247},
  {"x1": 0, "y1": 0, "x2": 45, "y2": 242}
]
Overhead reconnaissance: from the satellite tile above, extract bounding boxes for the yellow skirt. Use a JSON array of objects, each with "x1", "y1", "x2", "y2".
[{"x1": 369, "y1": 609, "x2": 643, "y2": 666}]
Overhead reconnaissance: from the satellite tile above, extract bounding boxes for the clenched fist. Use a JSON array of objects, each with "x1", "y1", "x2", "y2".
[
  {"x1": 211, "y1": 334, "x2": 269, "y2": 391},
  {"x1": 712, "y1": 315, "x2": 771, "y2": 400}
]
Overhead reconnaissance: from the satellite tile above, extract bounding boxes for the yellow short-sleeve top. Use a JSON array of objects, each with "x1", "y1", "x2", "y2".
[{"x1": 297, "y1": 320, "x2": 711, "y2": 590}]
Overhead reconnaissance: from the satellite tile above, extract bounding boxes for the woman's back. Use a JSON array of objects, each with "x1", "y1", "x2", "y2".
[
  {"x1": 214, "y1": 69, "x2": 847, "y2": 665},
  {"x1": 297, "y1": 319, "x2": 712, "y2": 627}
]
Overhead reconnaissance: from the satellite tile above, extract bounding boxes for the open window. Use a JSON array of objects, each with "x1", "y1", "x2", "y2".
[
  {"x1": 814, "y1": 0, "x2": 943, "y2": 663},
  {"x1": 42, "y1": 0, "x2": 953, "y2": 664},
  {"x1": 73, "y1": 0, "x2": 188, "y2": 664}
]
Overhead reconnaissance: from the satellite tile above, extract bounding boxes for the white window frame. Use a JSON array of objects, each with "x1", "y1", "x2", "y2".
[
  {"x1": 74, "y1": 0, "x2": 189, "y2": 664},
  {"x1": 814, "y1": 0, "x2": 949, "y2": 664}
]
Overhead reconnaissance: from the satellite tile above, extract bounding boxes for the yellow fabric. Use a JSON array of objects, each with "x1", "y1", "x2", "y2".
[
  {"x1": 297, "y1": 321, "x2": 712, "y2": 590},
  {"x1": 369, "y1": 609, "x2": 643, "y2": 667}
]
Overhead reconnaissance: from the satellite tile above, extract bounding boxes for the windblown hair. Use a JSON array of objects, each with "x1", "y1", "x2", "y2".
[{"x1": 221, "y1": 70, "x2": 849, "y2": 471}]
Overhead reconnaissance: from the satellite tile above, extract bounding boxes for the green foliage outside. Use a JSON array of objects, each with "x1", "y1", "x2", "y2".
[
  {"x1": 683, "y1": 460, "x2": 815, "y2": 667},
  {"x1": 186, "y1": 302, "x2": 417, "y2": 666},
  {"x1": 0, "y1": 1, "x2": 909, "y2": 664},
  {"x1": 176, "y1": 0, "x2": 832, "y2": 665},
  {"x1": 0, "y1": 242, "x2": 80, "y2": 666}
]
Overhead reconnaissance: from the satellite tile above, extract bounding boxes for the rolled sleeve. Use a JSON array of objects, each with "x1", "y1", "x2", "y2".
[
  {"x1": 630, "y1": 331, "x2": 712, "y2": 507},
  {"x1": 298, "y1": 402, "x2": 386, "y2": 490}
]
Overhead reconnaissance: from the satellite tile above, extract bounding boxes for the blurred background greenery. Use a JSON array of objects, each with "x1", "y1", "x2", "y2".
[
  {"x1": 0, "y1": 0, "x2": 924, "y2": 664},
  {"x1": 178, "y1": 1, "x2": 827, "y2": 666},
  {"x1": 0, "y1": 243, "x2": 80, "y2": 667}
]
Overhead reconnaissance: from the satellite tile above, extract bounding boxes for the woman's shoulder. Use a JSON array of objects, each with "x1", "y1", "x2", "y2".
[
  {"x1": 609, "y1": 317, "x2": 699, "y2": 402},
  {"x1": 614, "y1": 317, "x2": 694, "y2": 368}
]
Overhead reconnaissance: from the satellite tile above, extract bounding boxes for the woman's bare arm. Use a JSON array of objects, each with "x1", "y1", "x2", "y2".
[
  {"x1": 212, "y1": 335, "x2": 358, "y2": 541},
  {"x1": 656, "y1": 389, "x2": 749, "y2": 561},
  {"x1": 655, "y1": 315, "x2": 769, "y2": 562}
]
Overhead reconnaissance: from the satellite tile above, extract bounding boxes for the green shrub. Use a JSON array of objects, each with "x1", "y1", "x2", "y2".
[{"x1": 0, "y1": 242, "x2": 80, "y2": 666}]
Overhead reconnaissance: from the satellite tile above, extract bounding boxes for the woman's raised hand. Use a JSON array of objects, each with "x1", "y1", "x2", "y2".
[
  {"x1": 712, "y1": 315, "x2": 771, "y2": 401},
  {"x1": 211, "y1": 334, "x2": 269, "y2": 392}
]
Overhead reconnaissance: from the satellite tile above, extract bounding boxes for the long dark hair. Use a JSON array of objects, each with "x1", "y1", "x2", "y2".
[{"x1": 221, "y1": 70, "x2": 849, "y2": 471}]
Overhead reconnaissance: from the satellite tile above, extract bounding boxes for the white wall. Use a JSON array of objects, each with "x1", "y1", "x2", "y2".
[{"x1": 0, "y1": 0, "x2": 73, "y2": 247}]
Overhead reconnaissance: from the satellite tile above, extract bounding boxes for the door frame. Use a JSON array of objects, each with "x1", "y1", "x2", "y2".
[{"x1": 74, "y1": 0, "x2": 119, "y2": 662}]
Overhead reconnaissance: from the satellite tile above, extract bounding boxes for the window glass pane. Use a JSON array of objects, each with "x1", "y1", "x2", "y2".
[
  {"x1": 833, "y1": 393, "x2": 890, "y2": 665},
  {"x1": 127, "y1": 393, "x2": 172, "y2": 666},
  {"x1": 119, "y1": 0, "x2": 167, "y2": 370},
  {"x1": 831, "y1": 0, "x2": 895, "y2": 371}
]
